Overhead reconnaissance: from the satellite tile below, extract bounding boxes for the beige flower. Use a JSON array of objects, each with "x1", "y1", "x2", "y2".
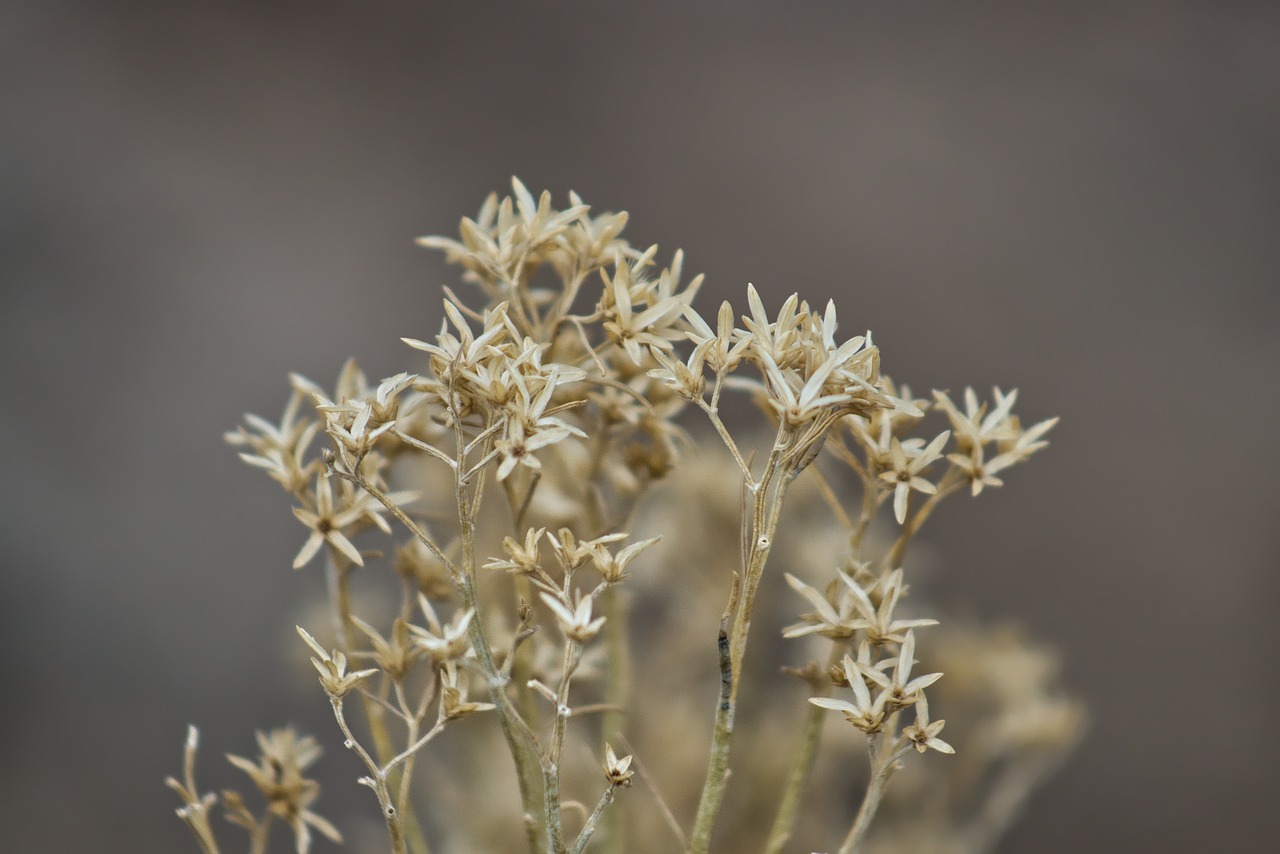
[
  {"x1": 902, "y1": 695, "x2": 955, "y2": 755},
  {"x1": 291, "y1": 474, "x2": 366, "y2": 568},
  {"x1": 878, "y1": 432, "x2": 950, "y2": 524},
  {"x1": 225, "y1": 728, "x2": 343, "y2": 853},
  {"x1": 296, "y1": 626, "x2": 378, "y2": 698},
  {"x1": 541, "y1": 590, "x2": 607, "y2": 644},
  {"x1": 809, "y1": 654, "x2": 890, "y2": 735}
]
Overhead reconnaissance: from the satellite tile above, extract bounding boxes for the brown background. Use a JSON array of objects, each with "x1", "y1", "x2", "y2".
[{"x1": 2, "y1": 1, "x2": 1277, "y2": 851}]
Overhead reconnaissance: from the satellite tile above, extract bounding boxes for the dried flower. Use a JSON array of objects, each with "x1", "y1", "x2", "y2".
[
  {"x1": 878, "y1": 432, "x2": 950, "y2": 524},
  {"x1": 857, "y1": 629, "x2": 944, "y2": 711},
  {"x1": 225, "y1": 728, "x2": 343, "y2": 853},
  {"x1": 351, "y1": 616, "x2": 421, "y2": 681},
  {"x1": 409, "y1": 595, "x2": 475, "y2": 664},
  {"x1": 484, "y1": 527, "x2": 546, "y2": 575},
  {"x1": 902, "y1": 695, "x2": 955, "y2": 755},
  {"x1": 197, "y1": 179, "x2": 1072, "y2": 854},
  {"x1": 440, "y1": 662, "x2": 496, "y2": 720},
  {"x1": 296, "y1": 626, "x2": 378, "y2": 698},
  {"x1": 604, "y1": 743, "x2": 635, "y2": 788},
  {"x1": 540, "y1": 590, "x2": 606, "y2": 644},
  {"x1": 809, "y1": 654, "x2": 890, "y2": 735},
  {"x1": 290, "y1": 474, "x2": 367, "y2": 568}
]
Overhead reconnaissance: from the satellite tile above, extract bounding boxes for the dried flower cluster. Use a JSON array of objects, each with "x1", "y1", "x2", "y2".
[{"x1": 172, "y1": 180, "x2": 1081, "y2": 854}]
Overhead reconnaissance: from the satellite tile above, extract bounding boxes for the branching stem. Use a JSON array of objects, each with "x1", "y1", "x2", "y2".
[
  {"x1": 569, "y1": 785, "x2": 622, "y2": 854},
  {"x1": 837, "y1": 734, "x2": 910, "y2": 854},
  {"x1": 689, "y1": 425, "x2": 793, "y2": 853}
]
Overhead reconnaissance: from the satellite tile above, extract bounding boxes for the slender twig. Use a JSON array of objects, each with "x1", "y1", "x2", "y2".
[
  {"x1": 325, "y1": 550, "x2": 398, "y2": 785},
  {"x1": 600, "y1": 585, "x2": 628, "y2": 854},
  {"x1": 763, "y1": 643, "x2": 845, "y2": 854},
  {"x1": 330, "y1": 698, "x2": 409, "y2": 854},
  {"x1": 392, "y1": 676, "x2": 438, "y2": 854},
  {"x1": 327, "y1": 468, "x2": 457, "y2": 578},
  {"x1": 850, "y1": 472, "x2": 884, "y2": 560},
  {"x1": 247, "y1": 815, "x2": 272, "y2": 854},
  {"x1": 385, "y1": 718, "x2": 448, "y2": 774},
  {"x1": 689, "y1": 426, "x2": 794, "y2": 853},
  {"x1": 543, "y1": 641, "x2": 584, "y2": 854},
  {"x1": 169, "y1": 729, "x2": 222, "y2": 854},
  {"x1": 836, "y1": 734, "x2": 910, "y2": 854},
  {"x1": 695, "y1": 398, "x2": 755, "y2": 485},
  {"x1": 393, "y1": 429, "x2": 459, "y2": 469},
  {"x1": 569, "y1": 785, "x2": 621, "y2": 854},
  {"x1": 449, "y1": 412, "x2": 550, "y2": 854}
]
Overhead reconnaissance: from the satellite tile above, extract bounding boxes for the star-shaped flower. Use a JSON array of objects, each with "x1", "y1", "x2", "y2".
[
  {"x1": 225, "y1": 728, "x2": 344, "y2": 854},
  {"x1": 878, "y1": 432, "x2": 950, "y2": 524},
  {"x1": 541, "y1": 590, "x2": 607, "y2": 644},
  {"x1": 902, "y1": 694, "x2": 954, "y2": 754},
  {"x1": 809, "y1": 653, "x2": 890, "y2": 734},
  {"x1": 855, "y1": 629, "x2": 944, "y2": 711},
  {"x1": 296, "y1": 626, "x2": 378, "y2": 698},
  {"x1": 291, "y1": 475, "x2": 366, "y2": 568}
]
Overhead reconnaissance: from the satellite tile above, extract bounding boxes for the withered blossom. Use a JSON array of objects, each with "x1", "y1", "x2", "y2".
[{"x1": 194, "y1": 178, "x2": 1069, "y2": 854}]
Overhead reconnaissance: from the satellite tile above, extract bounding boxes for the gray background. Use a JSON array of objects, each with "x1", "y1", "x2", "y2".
[{"x1": 2, "y1": 1, "x2": 1277, "y2": 851}]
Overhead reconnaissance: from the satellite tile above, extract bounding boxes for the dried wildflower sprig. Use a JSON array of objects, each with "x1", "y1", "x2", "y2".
[
  {"x1": 168, "y1": 725, "x2": 343, "y2": 854},
  {"x1": 805, "y1": 635, "x2": 951, "y2": 854},
  {"x1": 196, "y1": 179, "x2": 1069, "y2": 854},
  {"x1": 225, "y1": 728, "x2": 344, "y2": 854},
  {"x1": 568, "y1": 745, "x2": 635, "y2": 854},
  {"x1": 761, "y1": 375, "x2": 1055, "y2": 853}
]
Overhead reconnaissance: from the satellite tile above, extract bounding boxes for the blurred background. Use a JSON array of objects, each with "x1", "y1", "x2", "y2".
[{"x1": 2, "y1": 1, "x2": 1277, "y2": 851}]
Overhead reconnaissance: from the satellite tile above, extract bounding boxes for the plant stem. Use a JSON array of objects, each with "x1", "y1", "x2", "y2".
[
  {"x1": 570, "y1": 786, "x2": 621, "y2": 854},
  {"x1": 850, "y1": 474, "x2": 882, "y2": 560},
  {"x1": 326, "y1": 551, "x2": 400, "y2": 799},
  {"x1": 695, "y1": 399, "x2": 754, "y2": 485},
  {"x1": 543, "y1": 641, "x2": 583, "y2": 854},
  {"x1": 600, "y1": 586, "x2": 628, "y2": 854},
  {"x1": 837, "y1": 735, "x2": 906, "y2": 854},
  {"x1": 248, "y1": 815, "x2": 271, "y2": 854},
  {"x1": 762, "y1": 644, "x2": 843, "y2": 854},
  {"x1": 337, "y1": 462, "x2": 548, "y2": 854},
  {"x1": 453, "y1": 457, "x2": 550, "y2": 854},
  {"x1": 331, "y1": 698, "x2": 409, "y2": 854},
  {"x1": 689, "y1": 434, "x2": 792, "y2": 853}
]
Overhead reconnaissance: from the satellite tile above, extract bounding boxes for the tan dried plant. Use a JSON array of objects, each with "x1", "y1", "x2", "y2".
[{"x1": 169, "y1": 180, "x2": 1083, "y2": 854}]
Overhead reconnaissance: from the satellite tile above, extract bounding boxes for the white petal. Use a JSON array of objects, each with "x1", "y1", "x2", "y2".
[{"x1": 293, "y1": 532, "x2": 325, "y2": 569}]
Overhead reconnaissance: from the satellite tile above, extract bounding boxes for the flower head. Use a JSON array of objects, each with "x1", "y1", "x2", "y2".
[
  {"x1": 225, "y1": 727, "x2": 343, "y2": 853},
  {"x1": 296, "y1": 626, "x2": 378, "y2": 698}
]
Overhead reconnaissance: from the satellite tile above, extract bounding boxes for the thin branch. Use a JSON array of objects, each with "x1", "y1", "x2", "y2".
[
  {"x1": 694, "y1": 398, "x2": 754, "y2": 485},
  {"x1": 836, "y1": 736, "x2": 911, "y2": 854},
  {"x1": 569, "y1": 786, "x2": 621, "y2": 854}
]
